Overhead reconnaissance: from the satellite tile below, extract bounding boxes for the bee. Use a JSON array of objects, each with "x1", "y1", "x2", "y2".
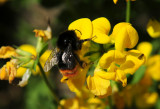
[{"x1": 44, "y1": 30, "x2": 92, "y2": 77}]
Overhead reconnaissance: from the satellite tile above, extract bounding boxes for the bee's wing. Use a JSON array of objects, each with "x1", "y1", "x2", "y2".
[{"x1": 44, "y1": 48, "x2": 59, "y2": 72}]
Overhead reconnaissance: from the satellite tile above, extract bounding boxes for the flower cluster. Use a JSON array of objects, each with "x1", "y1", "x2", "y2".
[
  {"x1": 0, "y1": 25, "x2": 52, "y2": 87},
  {"x1": 59, "y1": 17, "x2": 145, "y2": 98}
]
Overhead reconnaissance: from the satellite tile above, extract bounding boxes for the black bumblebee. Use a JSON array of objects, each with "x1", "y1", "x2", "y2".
[{"x1": 44, "y1": 30, "x2": 92, "y2": 77}]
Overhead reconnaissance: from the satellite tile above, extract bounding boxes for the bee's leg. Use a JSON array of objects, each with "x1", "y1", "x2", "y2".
[
  {"x1": 73, "y1": 53, "x2": 87, "y2": 68},
  {"x1": 76, "y1": 36, "x2": 97, "y2": 49}
]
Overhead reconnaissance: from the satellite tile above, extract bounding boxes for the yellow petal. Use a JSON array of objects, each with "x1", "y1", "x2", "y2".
[
  {"x1": 61, "y1": 65, "x2": 89, "y2": 96},
  {"x1": 113, "y1": 0, "x2": 118, "y2": 4},
  {"x1": 87, "y1": 75, "x2": 112, "y2": 97},
  {"x1": 0, "y1": 65, "x2": 8, "y2": 80},
  {"x1": 0, "y1": 46, "x2": 17, "y2": 59},
  {"x1": 68, "y1": 18, "x2": 92, "y2": 40},
  {"x1": 0, "y1": 60, "x2": 17, "y2": 83},
  {"x1": 137, "y1": 42, "x2": 152, "y2": 59},
  {"x1": 111, "y1": 23, "x2": 139, "y2": 51},
  {"x1": 19, "y1": 44, "x2": 36, "y2": 56},
  {"x1": 146, "y1": 55, "x2": 160, "y2": 81},
  {"x1": 116, "y1": 69, "x2": 127, "y2": 87},
  {"x1": 6, "y1": 61, "x2": 17, "y2": 83},
  {"x1": 99, "y1": 50, "x2": 126, "y2": 69},
  {"x1": 120, "y1": 50, "x2": 145, "y2": 75},
  {"x1": 147, "y1": 19, "x2": 160, "y2": 38},
  {"x1": 16, "y1": 67, "x2": 27, "y2": 77},
  {"x1": 94, "y1": 65, "x2": 116, "y2": 80},
  {"x1": 92, "y1": 17, "x2": 111, "y2": 44},
  {"x1": 33, "y1": 25, "x2": 52, "y2": 41}
]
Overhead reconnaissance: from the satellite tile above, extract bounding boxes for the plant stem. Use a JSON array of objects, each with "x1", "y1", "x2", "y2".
[
  {"x1": 126, "y1": 0, "x2": 131, "y2": 23},
  {"x1": 38, "y1": 62, "x2": 59, "y2": 104},
  {"x1": 108, "y1": 96, "x2": 113, "y2": 109}
]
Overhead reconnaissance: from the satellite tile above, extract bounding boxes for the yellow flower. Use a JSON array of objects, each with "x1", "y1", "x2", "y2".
[
  {"x1": 0, "y1": 46, "x2": 18, "y2": 83},
  {"x1": 99, "y1": 49, "x2": 145, "y2": 87},
  {"x1": 92, "y1": 17, "x2": 111, "y2": 44},
  {"x1": 0, "y1": 59, "x2": 17, "y2": 83},
  {"x1": 0, "y1": 46, "x2": 17, "y2": 58},
  {"x1": 110, "y1": 22, "x2": 139, "y2": 52},
  {"x1": 16, "y1": 44, "x2": 52, "y2": 77},
  {"x1": 137, "y1": 42, "x2": 152, "y2": 60},
  {"x1": 147, "y1": 19, "x2": 160, "y2": 38},
  {"x1": 0, "y1": 45, "x2": 51, "y2": 86},
  {"x1": 33, "y1": 24, "x2": 52, "y2": 41},
  {"x1": 58, "y1": 87, "x2": 105, "y2": 109},
  {"x1": 61, "y1": 18, "x2": 92, "y2": 94},
  {"x1": 137, "y1": 42, "x2": 160, "y2": 81},
  {"x1": 146, "y1": 55, "x2": 160, "y2": 81}
]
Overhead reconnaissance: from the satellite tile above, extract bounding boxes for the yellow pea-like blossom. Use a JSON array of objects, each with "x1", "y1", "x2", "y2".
[
  {"x1": 85, "y1": 17, "x2": 145, "y2": 97},
  {"x1": 58, "y1": 87, "x2": 105, "y2": 109},
  {"x1": 16, "y1": 44, "x2": 52, "y2": 77},
  {"x1": 147, "y1": 19, "x2": 160, "y2": 38},
  {"x1": 0, "y1": 59, "x2": 17, "y2": 83},
  {"x1": 0, "y1": 44, "x2": 51, "y2": 86},
  {"x1": 92, "y1": 17, "x2": 111, "y2": 44},
  {"x1": 0, "y1": 46, "x2": 17, "y2": 58},
  {"x1": 137, "y1": 41, "x2": 160, "y2": 81},
  {"x1": 146, "y1": 55, "x2": 160, "y2": 81},
  {"x1": 111, "y1": 23, "x2": 139, "y2": 51},
  {"x1": 33, "y1": 24, "x2": 52, "y2": 41},
  {"x1": 137, "y1": 42, "x2": 152, "y2": 60}
]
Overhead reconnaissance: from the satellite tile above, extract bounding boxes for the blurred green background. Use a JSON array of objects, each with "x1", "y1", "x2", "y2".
[{"x1": 0, "y1": 0, "x2": 160, "y2": 109}]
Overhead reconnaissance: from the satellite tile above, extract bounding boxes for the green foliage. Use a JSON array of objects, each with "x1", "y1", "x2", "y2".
[
  {"x1": 131, "y1": 65, "x2": 146, "y2": 84},
  {"x1": 24, "y1": 76, "x2": 57, "y2": 109},
  {"x1": 156, "y1": 98, "x2": 160, "y2": 109}
]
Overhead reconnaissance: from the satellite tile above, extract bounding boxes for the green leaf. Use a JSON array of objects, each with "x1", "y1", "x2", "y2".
[{"x1": 131, "y1": 65, "x2": 146, "y2": 84}]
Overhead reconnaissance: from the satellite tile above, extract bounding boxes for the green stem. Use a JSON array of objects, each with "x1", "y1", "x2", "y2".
[
  {"x1": 108, "y1": 96, "x2": 113, "y2": 109},
  {"x1": 38, "y1": 62, "x2": 59, "y2": 104},
  {"x1": 126, "y1": 0, "x2": 131, "y2": 23}
]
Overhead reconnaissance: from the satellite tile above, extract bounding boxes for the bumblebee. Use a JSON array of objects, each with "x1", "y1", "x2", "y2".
[{"x1": 44, "y1": 30, "x2": 91, "y2": 77}]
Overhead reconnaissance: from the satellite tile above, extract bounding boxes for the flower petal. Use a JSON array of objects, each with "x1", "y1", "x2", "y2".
[
  {"x1": 99, "y1": 50, "x2": 126, "y2": 69},
  {"x1": 92, "y1": 17, "x2": 111, "y2": 44},
  {"x1": 33, "y1": 25, "x2": 52, "y2": 41},
  {"x1": 137, "y1": 42, "x2": 152, "y2": 59},
  {"x1": 61, "y1": 66, "x2": 89, "y2": 96},
  {"x1": 0, "y1": 46, "x2": 17, "y2": 59},
  {"x1": 111, "y1": 23, "x2": 139, "y2": 51},
  {"x1": 68, "y1": 18, "x2": 92, "y2": 39},
  {"x1": 120, "y1": 50, "x2": 145, "y2": 75},
  {"x1": 87, "y1": 75, "x2": 112, "y2": 97},
  {"x1": 147, "y1": 19, "x2": 160, "y2": 38},
  {"x1": 19, "y1": 44, "x2": 36, "y2": 56},
  {"x1": 18, "y1": 69, "x2": 31, "y2": 87},
  {"x1": 0, "y1": 60, "x2": 17, "y2": 83},
  {"x1": 116, "y1": 69, "x2": 127, "y2": 87},
  {"x1": 146, "y1": 55, "x2": 160, "y2": 81}
]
